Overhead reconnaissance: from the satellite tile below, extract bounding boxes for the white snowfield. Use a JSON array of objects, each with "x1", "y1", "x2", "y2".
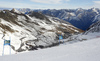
[{"x1": 0, "y1": 38, "x2": 100, "y2": 61}]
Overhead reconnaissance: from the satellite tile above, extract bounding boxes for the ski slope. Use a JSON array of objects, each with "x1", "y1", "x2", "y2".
[{"x1": 0, "y1": 38, "x2": 100, "y2": 61}]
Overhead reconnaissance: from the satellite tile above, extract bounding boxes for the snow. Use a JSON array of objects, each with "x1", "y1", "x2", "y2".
[
  {"x1": 13, "y1": 8, "x2": 21, "y2": 14},
  {"x1": 36, "y1": 32, "x2": 57, "y2": 46},
  {"x1": 74, "y1": 32, "x2": 100, "y2": 42},
  {"x1": 0, "y1": 34, "x2": 16, "y2": 56},
  {"x1": 0, "y1": 17, "x2": 37, "y2": 55},
  {"x1": 17, "y1": 16, "x2": 27, "y2": 21},
  {"x1": 69, "y1": 13, "x2": 76, "y2": 16},
  {"x1": 93, "y1": 14, "x2": 100, "y2": 22},
  {"x1": 0, "y1": 37, "x2": 100, "y2": 61},
  {"x1": 1, "y1": 9, "x2": 100, "y2": 61},
  {"x1": 3, "y1": 11, "x2": 5, "y2": 13},
  {"x1": 2, "y1": 45, "x2": 16, "y2": 55},
  {"x1": 38, "y1": 22, "x2": 53, "y2": 30},
  {"x1": 92, "y1": 8, "x2": 99, "y2": 14}
]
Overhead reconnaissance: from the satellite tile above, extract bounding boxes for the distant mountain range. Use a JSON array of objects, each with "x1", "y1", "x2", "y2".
[
  {"x1": 0, "y1": 7, "x2": 12, "y2": 10},
  {"x1": 1, "y1": 8, "x2": 100, "y2": 30},
  {"x1": 32, "y1": 8, "x2": 100, "y2": 30}
]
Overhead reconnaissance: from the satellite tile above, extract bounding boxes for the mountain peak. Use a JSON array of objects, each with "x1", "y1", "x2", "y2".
[{"x1": 11, "y1": 8, "x2": 21, "y2": 14}]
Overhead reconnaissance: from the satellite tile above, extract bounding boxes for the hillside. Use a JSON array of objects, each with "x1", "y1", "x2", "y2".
[
  {"x1": 0, "y1": 8, "x2": 100, "y2": 61},
  {"x1": 0, "y1": 37, "x2": 100, "y2": 61},
  {"x1": 0, "y1": 8, "x2": 82, "y2": 55},
  {"x1": 84, "y1": 14, "x2": 100, "y2": 34},
  {"x1": 69, "y1": 15, "x2": 100, "y2": 42}
]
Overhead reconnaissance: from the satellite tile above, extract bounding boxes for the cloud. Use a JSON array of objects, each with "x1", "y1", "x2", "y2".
[
  {"x1": 0, "y1": 1, "x2": 62, "y2": 9},
  {"x1": 65, "y1": 0, "x2": 70, "y2": 1},
  {"x1": 30, "y1": 0, "x2": 70, "y2": 4},
  {"x1": 0, "y1": 0, "x2": 70, "y2": 9},
  {"x1": 93, "y1": 1, "x2": 100, "y2": 8},
  {"x1": 93, "y1": 1, "x2": 100, "y2": 4},
  {"x1": 0, "y1": 2, "x2": 34, "y2": 8}
]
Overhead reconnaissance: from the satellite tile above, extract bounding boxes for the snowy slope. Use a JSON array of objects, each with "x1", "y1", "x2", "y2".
[{"x1": 0, "y1": 38, "x2": 100, "y2": 61}]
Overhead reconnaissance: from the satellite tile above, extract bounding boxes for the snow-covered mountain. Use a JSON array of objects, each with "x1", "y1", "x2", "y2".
[
  {"x1": 0, "y1": 8, "x2": 83, "y2": 55},
  {"x1": 0, "y1": 8, "x2": 100, "y2": 60},
  {"x1": 17, "y1": 8, "x2": 33, "y2": 14},
  {"x1": 84, "y1": 14, "x2": 100, "y2": 34},
  {"x1": 69, "y1": 15, "x2": 100, "y2": 42},
  {"x1": 32, "y1": 8, "x2": 100, "y2": 30}
]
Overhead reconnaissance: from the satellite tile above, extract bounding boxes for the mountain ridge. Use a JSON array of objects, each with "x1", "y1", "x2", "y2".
[
  {"x1": 24, "y1": 8, "x2": 100, "y2": 30},
  {"x1": 0, "y1": 9, "x2": 83, "y2": 54}
]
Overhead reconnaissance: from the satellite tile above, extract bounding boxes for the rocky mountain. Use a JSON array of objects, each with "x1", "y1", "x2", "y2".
[
  {"x1": 0, "y1": 8, "x2": 83, "y2": 53},
  {"x1": 32, "y1": 8, "x2": 100, "y2": 30},
  {"x1": 71, "y1": 14, "x2": 100, "y2": 42},
  {"x1": 84, "y1": 14, "x2": 100, "y2": 34},
  {"x1": 17, "y1": 8, "x2": 33, "y2": 14}
]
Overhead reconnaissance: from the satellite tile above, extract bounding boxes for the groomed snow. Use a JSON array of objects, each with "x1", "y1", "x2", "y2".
[{"x1": 0, "y1": 38, "x2": 100, "y2": 61}]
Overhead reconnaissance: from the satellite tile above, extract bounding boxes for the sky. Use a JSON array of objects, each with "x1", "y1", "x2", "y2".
[{"x1": 0, "y1": 0, "x2": 100, "y2": 9}]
